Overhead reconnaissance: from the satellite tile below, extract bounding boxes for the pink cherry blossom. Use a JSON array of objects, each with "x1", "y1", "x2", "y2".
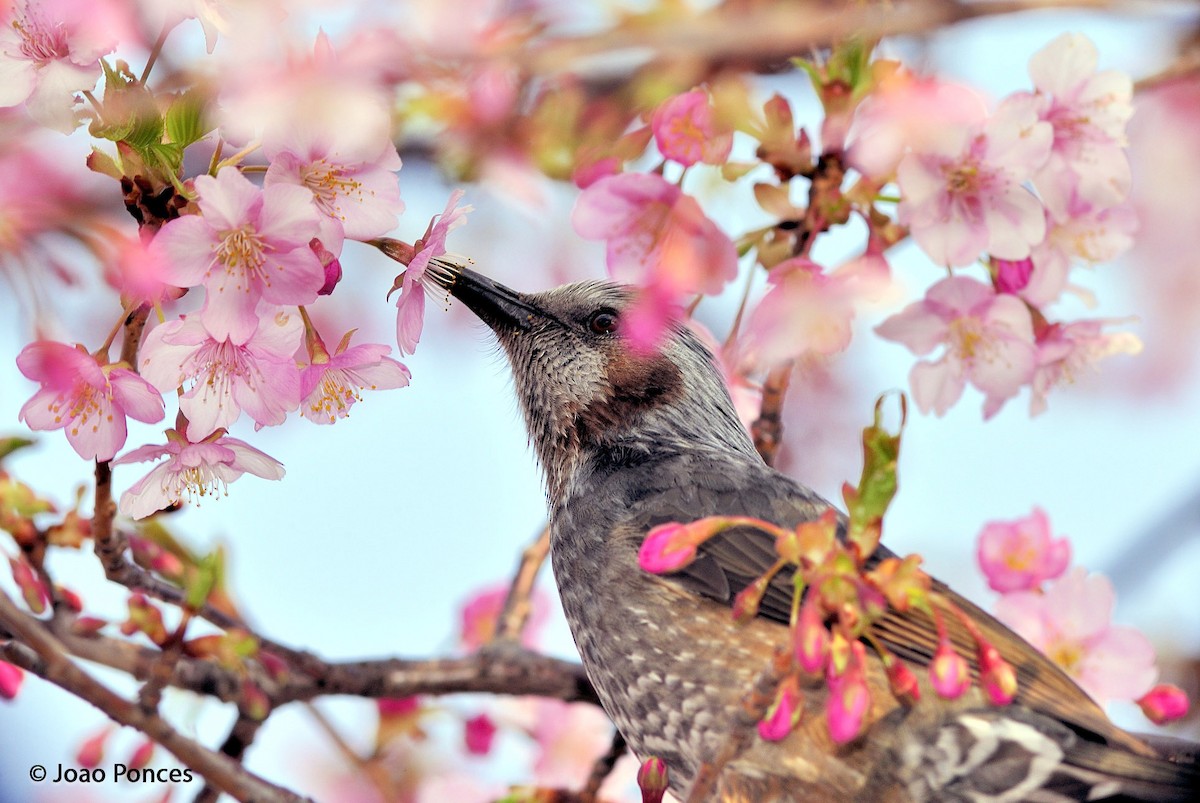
[
  {"x1": 17, "y1": 341, "x2": 166, "y2": 462},
  {"x1": 875, "y1": 276, "x2": 1037, "y2": 417},
  {"x1": 847, "y1": 73, "x2": 989, "y2": 180},
  {"x1": 393, "y1": 190, "x2": 472, "y2": 355},
  {"x1": 650, "y1": 89, "x2": 733, "y2": 167},
  {"x1": 993, "y1": 567, "x2": 1157, "y2": 705},
  {"x1": 0, "y1": 660, "x2": 23, "y2": 700},
  {"x1": 897, "y1": 97, "x2": 1052, "y2": 267},
  {"x1": 977, "y1": 507, "x2": 1071, "y2": 593},
  {"x1": 740, "y1": 258, "x2": 854, "y2": 370},
  {"x1": 155, "y1": 167, "x2": 322, "y2": 343},
  {"x1": 114, "y1": 430, "x2": 285, "y2": 520},
  {"x1": 572, "y1": 172, "x2": 738, "y2": 295},
  {"x1": 138, "y1": 309, "x2": 303, "y2": 441},
  {"x1": 264, "y1": 123, "x2": 404, "y2": 250},
  {"x1": 0, "y1": 0, "x2": 131, "y2": 132},
  {"x1": 1024, "y1": 33, "x2": 1133, "y2": 220},
  {"x1": 531, "y1": 700, "x2": 614, "y2": 788},
  {"x1": 300, "y1": 334, "x2": 411, "y2": 425},
  {"x1": 1018, "y1": 203, "x2": 1137, "y2": 307},
  {"x1": 105, "y1": 234, "x2": 179, "y2": 305},
  {"x1": 1031, "y1": 319, "x2": 1141, "y2": 416}
]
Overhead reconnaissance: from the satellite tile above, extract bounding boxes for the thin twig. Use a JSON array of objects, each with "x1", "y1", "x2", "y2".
[
  {"x1": 495, "y1": 525, "x2": 552, "y2": 642},
  {"x1": 192, "y1": 716, "x2": 265, "y2": 803},
  {"x1": 751, "y1": 363, "x2": 793, "y2": 467},
  {"x1": 0, "y1": 591, "x2": 308, "y2": 803},
  {"x1": 579, "y1": 730, "x2": 628, "y2": 803}
]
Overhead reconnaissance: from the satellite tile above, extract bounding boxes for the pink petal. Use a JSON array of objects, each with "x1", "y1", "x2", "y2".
[
  {"x1": 195, "y1": 169, "x2": 261, "y2": 230},
  {"x1": 108, "y1": 369, "x2": 166, "y2": 424},
  {"x1": 221, "y1": 439, "x2": 286, "y2": 479},
  {"x1": 156, "y1": 215, "x2": 219, "y2": 288},
  {"x1": 119, "y1": 463, "x2": 175, "y2": 520},
  {"x1": 112, "y1": 442, "x2": 172, "y2": 466},
  {"x1": 259, "y1": 183, "x2": 321, "y2": 245},
  {"x1": 395, "y1": 284, "x2": 426, "y2": 356},
  {"x1": 875, "y1": 302, "x2": 949, "y2": 356}
]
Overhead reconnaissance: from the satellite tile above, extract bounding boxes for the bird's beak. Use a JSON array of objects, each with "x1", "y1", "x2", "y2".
[{"x1": 428, "y1": 262, "x2": 540, "y2": 332}]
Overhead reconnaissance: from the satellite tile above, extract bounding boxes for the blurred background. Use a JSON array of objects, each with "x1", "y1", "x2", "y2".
[{"x1": 2, "y1": 1, "x2": 1199, "y2": 800}]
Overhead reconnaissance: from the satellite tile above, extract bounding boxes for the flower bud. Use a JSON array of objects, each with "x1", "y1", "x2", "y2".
[
  {"x1": 929, "y1": 637, "x2": 969, "y2": 700},
  {"x1": 637, "y1": 756, "x2": 670, "y2": 803},
  {"x1": 1137, "y1": 684, "x2": 1190, "y2": 725},
  {"x1": 794, "y1": 597, "x2": 829, "y2": 674},
  {"x1": 464, "y1": 713, "x2": 497, "y2": 756},
  {"x1": 758, "y1": 675, "x2": 803, "y2": 741},
  {"x1": 0, "y1": 660, "x2": 24, "y2": 700},
  {"x1": 978, "y1": 642, "x2": 1017, "y2": 705}
]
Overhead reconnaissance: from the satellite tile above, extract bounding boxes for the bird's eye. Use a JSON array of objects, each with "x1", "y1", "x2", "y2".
[{"x1": 588, "y1": 309, "x2": 620, "y2": 335}]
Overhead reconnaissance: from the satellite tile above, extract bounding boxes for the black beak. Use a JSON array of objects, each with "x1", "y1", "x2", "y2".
[{"x1": 432, "y1": 263, "x2": 541, "y2": 332}]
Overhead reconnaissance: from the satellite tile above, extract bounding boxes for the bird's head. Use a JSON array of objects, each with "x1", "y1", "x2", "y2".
[{"x1": 426, "y1": 263, "x2": 758, "y2": 505}]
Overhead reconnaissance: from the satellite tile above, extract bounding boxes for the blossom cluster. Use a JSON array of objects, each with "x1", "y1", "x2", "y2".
[
  {"x1": 873, "y1": 33, "x2": 1140, "y2": 416},
  {"x1": 976, "y1": 508, "x2": 1189, "y2": 719}
]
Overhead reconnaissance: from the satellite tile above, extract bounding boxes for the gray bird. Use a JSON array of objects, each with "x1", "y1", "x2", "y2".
[{"x1": 424, "y1": 261, "x2": 1199, "y2": 802}]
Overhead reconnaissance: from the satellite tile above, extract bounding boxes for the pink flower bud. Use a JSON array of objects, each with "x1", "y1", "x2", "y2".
[
  {"x1": 378, "y1": 696, "x2": 421, "y2": 718},
  {"x1": 258, "y1": 650, "x2": 289, "y2": 682},
  {"x1": 463, "y1": 713, "x2": 497, "y2": 756},
  {"x1": 58, "y1": 585, "x2": 83, "y2": 613},
  {"x1": 637, "y1": 756, "x2": 670, "y2": 803},
  {"x1": 885, "y1": 657, "x2": 921, "y2": 706},
  {"x1": 994, "y1": 257, "x2": 1034, "y2": 294},
  {"x1": 76, "y1": 727, "x2": 112, "y2": 769},
  {"x1": 1137, "y1": 684, "x2": 1190, "y2": 725},
  {"x1": 758, "y1": 676, "x2": 803, "y2": 741},
  {"x1": 127, "y1": 739, "x2": 155, "y2": 771},
  {"x1": 9, "y1": 556, "x2": 49, "y2": 614},
  {"x1": 638, "y1": 522, "x2": 698, "y2": 573},
  {"x1": 311, "y1": 238, "x2": 342, "y2": 296},
  {"x1": 930, "y1": 637, "x2": 970, "y2": 700},
  {"x1": 978, "y1": 642, "x2": 1018, "y2": 705},
  {"x1": 241, "y1": 680, "x2": 270, "y2": 721},
  {"x1": 71, "y1": 616, "x2": 108, "y2": 637},
  {"x1": 826, "y1": 642, "x2": 870, "y2": 744},
  {"x1": 0, "y1": 660, "x2": 24, "y2": 700},
  {"x1": 794, "y1": 597, "x2": 830, "y2": 674}
]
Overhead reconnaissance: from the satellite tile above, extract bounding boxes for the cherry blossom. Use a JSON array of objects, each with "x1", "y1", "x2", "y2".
[
  {"x1": 896, "y1": 97, "x2": 1052, "y2": 267},
  {"x1": 114, "y1": 430, "x2": 285, "y2": 520},
  {"x1": 875, "y1": 276, "x2": 1037, "y2": 417},
  {"x1": 739, "y1": 258, "x2": 855, "y2": 370},
  {"x1": 1017, "y1": 203, "x2": 1137, "y2": 307},
  {"x1": 392, "y1": 190, "x2": 472, "y2": 355},
  {"x1": 573, "y1": 172, "x2": 738, "y2": 295},
  {"x1": 1031, "y1": 319, "x2": 1142, "y2": 415},
  {"x1": 459, "y1": 582, "x2": 549, "y2": 651},
  {"x1": 138, "y1": 309, "x2": 303, "y2": 441},
  {"x1": 17, "y1": 341, "x2": 166, "y2": 462},
  {"x1": 847, "y1": 72, "x2": 989, "y2": 180},
  {"x1": 976, "y1": 507, "x2": 1071, "y2": 592},
  {"x1": 650, "y1": 89, "x2": 733, "y2": 167},
  {"x1": 1138, "y1": 684, "x2": 1190, "y2": 725},
  {"x1": 1024, "y1": 33, "x2": 1133, "y2": 220},
  {"x1": 300, "y1": 332, "x2": 410, "y2": 425},
  {"x1": 155, "y1": 167, "x2": 323, "y2": 343},
  {"x1": 264, "y1": 123, "x2": 404, "y2": 251},
  {"x1": 994, "y1": 567, "x2": 1157, "y2": 705},
  {"x1": 0, "y1": 0, "x2": 130, "y2": 132}
]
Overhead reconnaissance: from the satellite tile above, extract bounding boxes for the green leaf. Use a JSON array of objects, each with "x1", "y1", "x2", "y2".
[
  {"x1": 164, "y1": 89, "x2": 210, "y2": 148},
  {"x1": 185, "y1": 552, "x2": 219, "y2": 610},
  {"x1": 0, "y1": 437, "x2": 36, "y2": 462}
]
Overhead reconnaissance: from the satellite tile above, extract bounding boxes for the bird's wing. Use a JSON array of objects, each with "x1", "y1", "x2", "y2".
[{"x1": 611, "y1": 450, "x2": 1198, "y2": 800}]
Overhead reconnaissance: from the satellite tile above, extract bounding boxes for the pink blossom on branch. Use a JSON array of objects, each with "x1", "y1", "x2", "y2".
[
  {"x1": 114, "y1": 430, "x2": 286, "y2": 520},
  {"x1": 650, "y1": 89, "x2": 733, "y2": 167},
  {"x1": 976, "y1": 507, "x2": 1071, "y2": 593},
  {"x1": 17, "y1": 341, "x2": 166, "y2": 462},
  {"x1": 0, "y1": 0, "x2": 131, "y2": 132},
  {"x1": 138, "y1": 309, "x2": 303, "y2": 441},
  {"x1": 264, "y1": 123, "x2": 404, "y2": 250},
  {"x1": 300, "y1": 333, "x2": 410, "y2": 425},
  {"x1": 1023, "y1": 32, "x2": 1133, "y2": 221},
  {"x1": 392, "y1": 190, "x2": 473, "y2": 355},
  {"x1": 1031, "y1": 319, "x2": 1142, "y2": 416},
  {"x1": 993, "y1": 567, "x2": 1157, "y2": 706},
  {"x1": 0, "y1": 660, "x2": 23, "y2": 700},
  {"x1": 1137, "y1": 684, "x2": 1190, "y2": 725},
  {"x1": 896, "y1": 97, "x2": 1052, "y2": 267},
  {"x1": 573, "y1": 172, "x2": 737, "y2": 295},
  {"x1": 875, "y1": 276, "x2": 1037, "y2": 417},
  {"x1": 155, "y1": 167, "x2": 323, "y2": 343},
  {"x1": 739, "y1": 258, "x2": 855, "y2": 370}
]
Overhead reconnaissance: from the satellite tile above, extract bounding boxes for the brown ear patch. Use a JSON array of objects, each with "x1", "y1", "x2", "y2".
[{"x1": 579, "y1": 347, "x2": 684, "y2": 432}]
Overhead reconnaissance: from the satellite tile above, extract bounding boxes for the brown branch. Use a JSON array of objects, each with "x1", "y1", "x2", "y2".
[
  {"x1": 512, "y1": 0, "x2": 1111, "y2": 77},
  {"x1": 579, "y1": 730, "x2": 628, "y2": 803},
  {"x1": 495, "y1": 525, "x2": 552, "y2": 642},
  {"x1": 0, "y1": 591, "x2": 308, "y2": 803},
  {"x1": 751, "y1": 363, "x2": 793, "y2": 467},
  {"x1": 193, "y1": 715, "x2": 266, "y2": 803}
]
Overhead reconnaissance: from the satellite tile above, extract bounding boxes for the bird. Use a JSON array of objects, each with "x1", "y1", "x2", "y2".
[{"x1": 422, "y1": 259, "x2": 1199, "y2": 802}]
